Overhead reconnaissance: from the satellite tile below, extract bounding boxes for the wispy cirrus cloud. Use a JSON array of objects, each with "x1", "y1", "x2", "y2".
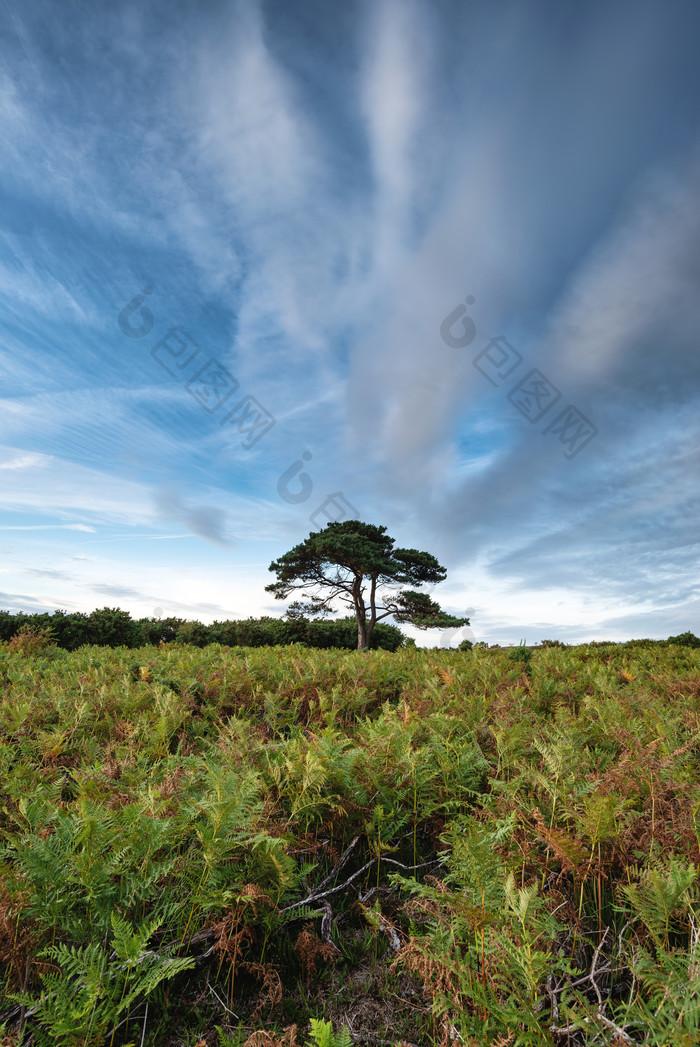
[
  {"x1": 537, "y1": 151, "x2": 700, "y2": 391},
  {"x1": 0, "y1": 524, "x2": 95, "y2": 532},
  {"x1": 360, "y1": 0, "x2": 433, "y2": 274},
  {"x1": 153, "y1": 487, "x2": 233, "y2": 548},
  {"x1": 0, "y1": 0, "x2": 699, "y2": 641},
  {"x1": 0, "y1": 452, "x2": 51, "y2": 470}
]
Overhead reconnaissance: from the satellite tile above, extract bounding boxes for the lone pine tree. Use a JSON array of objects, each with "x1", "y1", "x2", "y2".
[{"x1": 266, "y1": 520, "x2": 469, "y2": 650}]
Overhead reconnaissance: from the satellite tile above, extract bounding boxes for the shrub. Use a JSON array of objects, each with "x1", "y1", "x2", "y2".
[
  {"x1": 174, "y1": 619, "x2": 213, "y2": 646},
  {"x1": 507, "y1": 644, "x2": 532, "y2": 666},
  {"x1": 7, "y1": 623, "x2": 57, "y2": 655},
  {"x1": 87, "y1": 607, "x2": 139, "y2": 647},
  {"x1": 667, "y1": 631, "x2": 700, "y2": 648}
]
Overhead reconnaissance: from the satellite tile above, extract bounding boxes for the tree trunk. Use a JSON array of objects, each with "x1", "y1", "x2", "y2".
[
  {"x1": 365, "y1": 574, "x2": 378, "y2": 650},
  {"x1": 353, "y1": 574, "x2": 369, "y2": 650}
]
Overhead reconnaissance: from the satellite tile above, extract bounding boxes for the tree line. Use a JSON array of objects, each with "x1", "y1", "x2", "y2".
[{"x1": 0, "y1": 607, "x2": 405, "y2": 651}]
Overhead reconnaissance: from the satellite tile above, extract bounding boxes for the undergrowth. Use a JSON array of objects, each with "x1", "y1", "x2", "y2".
[{"x1": 0, "y1": 641, "x2": 698, "y2": 1045}]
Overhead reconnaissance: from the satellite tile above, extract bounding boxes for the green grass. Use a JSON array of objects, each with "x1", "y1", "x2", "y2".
[{"x1": 0, "y1": 639, "x2": 699, "y2": 1045}]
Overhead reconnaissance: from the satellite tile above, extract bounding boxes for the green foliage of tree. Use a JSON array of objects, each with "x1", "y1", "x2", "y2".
[
  {"x1": 0, "y1": 607, "x2": 404, "y2": 652},
  {"x1": 87, "y1": 606, "x2": 139, "y2": 647},
  {"x1": 667, "y1": 630, "x2": 700, "y2": 647},
  {"x1": 266, "y1": 520, "x2": 469, "y2": 649},
  {"x1": 303, "y1": 616, "x2": 404, "y2": 651},
  {"x1": 136, "y1": 615, "x2": 184, "y2": 645}
]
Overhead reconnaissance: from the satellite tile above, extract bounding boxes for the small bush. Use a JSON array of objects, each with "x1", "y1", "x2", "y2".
[
  {"x1": 507, "y1": 644, "x2": 532, "y2": 666},
  {"x1": 667, "y1": 631, "x2": 700, "y2": 648},
  {"x1": 8, "y1": 624, "x2": 57, "y2": 655}
]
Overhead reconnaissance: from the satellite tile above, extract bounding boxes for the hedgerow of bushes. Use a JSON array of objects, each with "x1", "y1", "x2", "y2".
[{"x1": 0, "y1": 608, "x2": 404, "y2": 652}]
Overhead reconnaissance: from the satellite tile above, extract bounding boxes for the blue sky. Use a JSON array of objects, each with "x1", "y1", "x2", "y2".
[{"x1": 1, "y1": 0, "x2": 699, "y2": 646}]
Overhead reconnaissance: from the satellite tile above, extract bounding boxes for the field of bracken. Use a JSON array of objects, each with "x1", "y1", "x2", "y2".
[{"x1": 0, "y1": 635, "x2": 699, "y2": 1046}]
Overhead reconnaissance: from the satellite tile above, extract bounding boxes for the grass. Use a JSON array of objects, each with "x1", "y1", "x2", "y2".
[{"x1": 0, "y1": 638, "x2": 698, "y2": 1045}]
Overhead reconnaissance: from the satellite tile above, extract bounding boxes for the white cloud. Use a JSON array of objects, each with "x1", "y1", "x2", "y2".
[
  {"x1": 0, "y1": 447, "x2": 152, "y2": 525},
  {"x1": 0, "y1": 524, "x2": 95, "y2": 532},
  {"x1": 360, "y1": 0, "x2": 432, "y2": 275},
  {"x1": 0, "y1": 451, "x2": 51, "y2": 470},
  {"x1": 539, "y1": 151, "x2": 700, "y2": 382},
  {"x1": 186, "y1": 0, "x2": 331, "y2": 347}
]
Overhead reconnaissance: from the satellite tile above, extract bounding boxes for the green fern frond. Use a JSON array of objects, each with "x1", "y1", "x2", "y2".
[
  {"x1": 621, "y1": 857, "x2": 698, "y2": 948},
  {"x1": 306, "y1": 1017, "x2": 352, "y2": 1047}
]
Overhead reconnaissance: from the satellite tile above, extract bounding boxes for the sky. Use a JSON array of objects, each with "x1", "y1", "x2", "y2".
[{"x1": 1, "y1": 0, "x2": 699, "y2": 647}]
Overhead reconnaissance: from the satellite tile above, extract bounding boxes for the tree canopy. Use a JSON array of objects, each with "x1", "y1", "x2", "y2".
[{"x1": 266, "y1": 520, "x2": 469, "y2": 649}]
